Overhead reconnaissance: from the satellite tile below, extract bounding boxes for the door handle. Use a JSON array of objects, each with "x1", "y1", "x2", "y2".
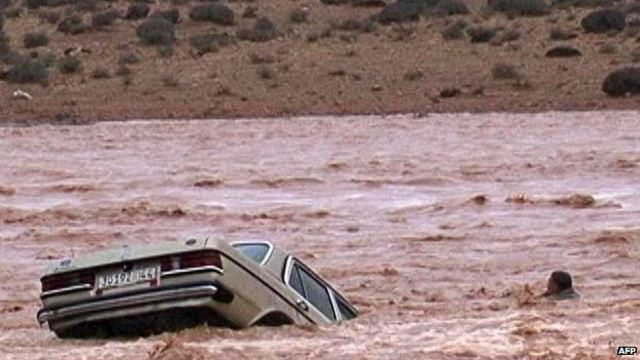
[{"x1": 296, "y1": 299, "x2": 309, "y2": 311}]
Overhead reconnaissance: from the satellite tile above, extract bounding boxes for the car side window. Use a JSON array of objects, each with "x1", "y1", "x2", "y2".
[
  {"x1": 293, "y1": 263, "x2": 336, "y2": 321},
  {"x1": 232, "y1": 243, "x2": 271, "y2": 265},
  {"x1": 336, "y1": 298, "x2": 357, "y2": 321},
  {"x1": 288, "y1": 264, "x2": 304, "y2": 296}
]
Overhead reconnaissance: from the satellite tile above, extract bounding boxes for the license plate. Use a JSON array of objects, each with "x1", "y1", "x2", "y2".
[{"x1": 97, "y1": 265, "x2": 159, "y2": 290}]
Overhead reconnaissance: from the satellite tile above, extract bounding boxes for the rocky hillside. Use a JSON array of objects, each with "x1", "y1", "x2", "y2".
[{"x1": 1, "y1": 0, "x2": 640, "y2": 123}]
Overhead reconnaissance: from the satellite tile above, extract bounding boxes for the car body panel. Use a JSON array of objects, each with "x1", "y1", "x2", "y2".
[{"x1": 37, "y1": 237, "x2": 357, "y2": 337}]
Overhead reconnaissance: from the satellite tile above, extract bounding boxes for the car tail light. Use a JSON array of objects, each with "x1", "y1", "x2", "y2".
[
  {"x1": 41, "y1": 271, "x2": 95, "y2": 292},
  {"x1": 179, "y1": 250, "x2": 222, "y2": 270}
]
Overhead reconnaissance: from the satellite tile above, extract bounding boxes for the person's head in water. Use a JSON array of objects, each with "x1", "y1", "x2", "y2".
[{"x1": 543, "y1": 270, "x2": 580, "y2": 300}]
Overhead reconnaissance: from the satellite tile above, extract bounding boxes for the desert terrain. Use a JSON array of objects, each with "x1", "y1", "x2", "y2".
[
  {"x1": 1, "y1": 0, "x2": 640, "y2": 122},
  {"x1": 1, "y1": 112, "x2": 639, "y2": 359}
]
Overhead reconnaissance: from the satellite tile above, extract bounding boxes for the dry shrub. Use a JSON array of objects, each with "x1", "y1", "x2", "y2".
[
  {"x1": 125, "y1": 3, "x2": 149, "y2": 20},
  {"x1": 92, "y1": 10, "x2": 118, "y2": 29},
  {"x1": 466, "y1": 25, "x2": 497, "y2": 42},
  {"x1": 91, "y1": 67, "x2": 110, "y2": 79},
  {"x1": 288, "y1": 8, "x2": 308, "y2": 23},
  {"x1": 57, "y1": 14, "x2": 88, "y2": 34},
  {"x1": 58, "y1": 56, "x2": 82, "y2": 74},
  {"x1": 581, "y1": 8, "x2": 625, "y2": 33},
  {"x1": 23, "y1": 32, "x2": 49, "y2": 49},
  {"x1": 189, "y1": 34, "x2": 218, "y2": 55},
  {"x1": 238, "y1": 16, "x2": 279, "y2": 42},
  {"x1": 545, "y1": 45, "x2": 582, "y2": 57},
  {"x1": 549, "y1": 27, "x2": 577, "y2": 40},
  {"x1": 7, "y1": 57, "x2": 49, "y2": 83},
  {"x1": 189, "y1": 4, "x2": 234, "y2": 25},
  {"x1": 488, "y1": 0, "x2": 549, "y2": 16},
  {"x1": 602, "y1": 67, "x2": 640, "y2": 97},
  {"x1": 492, "y1": 62, "x2": 520, "y2": 79},
  {"x1": 441, "y1": 18, "x2": 468, "y2": 40},
  {"x1": 155, "y1": 8, "x2": 179, "y2": 24},
  {"x1": 136, "y1": 18, "x2": 175, "y2": 45}
]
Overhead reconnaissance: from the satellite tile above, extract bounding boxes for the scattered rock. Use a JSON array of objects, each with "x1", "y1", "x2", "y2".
[
  {"x1": 12, "y1": 89, "x2": 32, "y2": 100},
  {"x1": 0, "y1": 185, "x2": 16, "y2": 195},
  {"x1": 551, "y1": 193, "x2": 596, "y2": 208},
  {"x1": 470, "y1": 194, "x2": 488, "y2": 205}
]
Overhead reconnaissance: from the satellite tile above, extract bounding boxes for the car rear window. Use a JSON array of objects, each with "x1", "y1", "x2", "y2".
[{"x1": 232, "y1": 243, "x2": 271, "y2": 264}]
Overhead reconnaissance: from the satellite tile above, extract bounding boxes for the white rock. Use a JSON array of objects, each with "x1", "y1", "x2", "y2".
[{"x1": 12, "y1": 89, "x2": 33, "y2": 100}]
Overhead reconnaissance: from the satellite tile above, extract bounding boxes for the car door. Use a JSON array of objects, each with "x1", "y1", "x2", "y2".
[{"x1": 284, "y1": 257, "x2": 340, "y2": 324}]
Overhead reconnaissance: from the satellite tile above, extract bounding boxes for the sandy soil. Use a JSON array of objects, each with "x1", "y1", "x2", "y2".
[
  {"x1": 1, "y1": 112, "x2": 639, "y2": 359},
  {"x1": 2, "y1": 1, "x2": 640, "y2": 123}
]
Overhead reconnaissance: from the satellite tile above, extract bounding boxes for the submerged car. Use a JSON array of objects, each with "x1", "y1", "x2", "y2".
[{"x1": 37, "y1": 238, "x2": 357, "y2": 337}]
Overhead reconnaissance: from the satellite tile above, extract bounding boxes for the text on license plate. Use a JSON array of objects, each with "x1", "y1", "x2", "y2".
[{"x1": 97, "y1": 266, "x2": 159, "y2": 289}]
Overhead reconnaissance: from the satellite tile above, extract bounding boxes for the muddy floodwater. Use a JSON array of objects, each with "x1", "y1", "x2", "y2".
[{"x1": 1, "y1": 112, "x2": 639, "y2": 360}]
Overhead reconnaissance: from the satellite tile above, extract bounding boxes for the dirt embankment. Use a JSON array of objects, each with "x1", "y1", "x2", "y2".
[{"x1": 1, "y1": 0, "x2": 640, "y2": 123}]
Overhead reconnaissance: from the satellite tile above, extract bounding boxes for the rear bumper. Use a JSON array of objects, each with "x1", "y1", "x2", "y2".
[{"x1": 38, "y1": 284, "x2": 219, "y2": 326}]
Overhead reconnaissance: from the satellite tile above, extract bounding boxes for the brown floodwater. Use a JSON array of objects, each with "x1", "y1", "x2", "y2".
[{"x1": 1, "y1": 112, "x2": 639, "y2": 360}]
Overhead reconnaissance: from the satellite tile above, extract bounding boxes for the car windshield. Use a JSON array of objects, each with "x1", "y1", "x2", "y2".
[{"x1": 232, "y1": 242, "x2": 271, "y2": 264}]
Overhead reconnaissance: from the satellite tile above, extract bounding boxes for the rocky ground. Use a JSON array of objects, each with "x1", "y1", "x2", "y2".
[{"x1": 1, "y1": 0, "x2": 640, "y2": 123}]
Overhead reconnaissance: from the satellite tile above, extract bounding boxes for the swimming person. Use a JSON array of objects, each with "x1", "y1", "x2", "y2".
[{"x1": 542, "y1": 270, "x2": 580, "y2": 300}]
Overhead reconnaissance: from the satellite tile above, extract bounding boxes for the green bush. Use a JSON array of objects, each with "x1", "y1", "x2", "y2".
[
  {"x1": 7, "y1": 57, "x2": 49, "y2": 83},
  {"x1": 466, "y1": 25, "x2": 497, "y2": 42},
  {"x1": 0, "y1": 13, "x2": 4, "y2": 30},
  {"x1": 238, "y1": 16, "x2": 279, "y2": 42},
  {"x1": 602, "y1": 67, "x2": 640, "y2": 96},
  {"x1": 23, "y1": 32, "x2": 49, "y2": 48},
  {"x1": 488, "y1": 0, "x2": 549, "y2": 16},
  {"x1": 125, "y1": 3, "x2": 149, "y2": 20},
  {"x1": 581, "y1": 8, "x2": 625, "y2": 33},
  {"x1": 58, "y1": 56, "x2": 82, "y2": 73},
  {"x1": 136, "y1": 17, "x2": 175, "y2": 45},
  {"x1": 189, "y1": 4, "x2": 234, "y2": 25},
  {"x1": 92, "y1": 10, "x2": 118, "y2": 28}
]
